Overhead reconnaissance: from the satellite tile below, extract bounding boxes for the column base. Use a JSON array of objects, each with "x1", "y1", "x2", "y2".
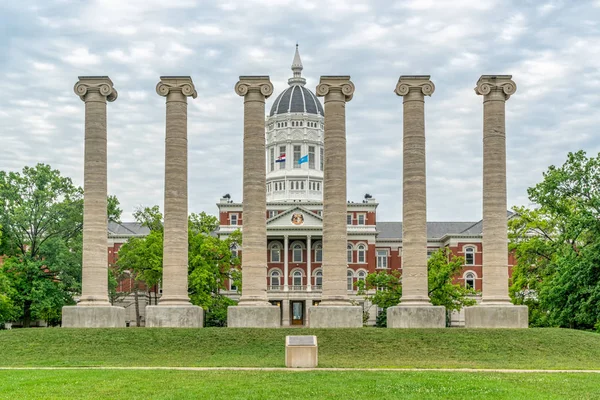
[
  {"x1": 464, "y1": 304, "x2": 528, "y2": 328},
  {"x1": 227, "y1": 306, "x2": 280, "y2": 328},
  {"x1": 145, "y1": 305, "x2": 204, "y2": 328},
  {"x1": 387, "y1": 305, "x2": 446, "y2": 328},
  {"x1": 61, "y1": 306, "x2": 125, "y2": 328},
  {"x1": 308, "y1": 306, "x2": 362, "y2": 328}
]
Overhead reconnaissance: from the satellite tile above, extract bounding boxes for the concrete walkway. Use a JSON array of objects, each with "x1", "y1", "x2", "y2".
[{"x1": 1, "y1": 367, "x2": 599, "y2": 373}]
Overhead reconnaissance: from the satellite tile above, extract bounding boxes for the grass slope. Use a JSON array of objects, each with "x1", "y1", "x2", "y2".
[
  {"x1": 1, "y1": 370, "x2": 600, "y2": 400},
  {"x1": 1, "y1": 328, "x2": 599, "y2": 369}
]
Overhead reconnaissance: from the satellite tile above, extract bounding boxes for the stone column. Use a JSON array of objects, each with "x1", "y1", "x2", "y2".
[
  {"x1": 464, "y1": 75, "x2": 528, "y2": 328},
  {"x1": 62, "y1": 76, "x2": 125, "y2": 328},
  {"x1": 146, "y1": 76, "x2": 203, "y2": 328},
  {"x1": 387, "y1": 76, "x2": 445, "y2": 328},
  {"x1": 306, "y1": 235, "x2": 312, "y2": 291},
  {"x1": 228, "y1": 76, "x2": 280, "y2": 328},
  {"x1": 281, "y1": 299, "x2": 290, "y2": 327},
  {"x1": 308, "y1": 76, "x2": 362, "y2": 328},
  {"x1": 284, "y1": 235, "x2": 289, "y2": 292}
]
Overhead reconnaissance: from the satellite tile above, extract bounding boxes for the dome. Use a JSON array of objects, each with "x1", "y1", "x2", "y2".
[
  {"x1": 269, "y1": 85, "x2": 324, "y2": 116},
  {"x1": 268, "y1": 45, "x2": 324, "y2": 117}
]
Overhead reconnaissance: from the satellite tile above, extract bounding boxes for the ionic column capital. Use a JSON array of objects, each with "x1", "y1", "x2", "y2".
[
  {"x1": 235, "y1": 76, "x2": 273, "y2": 99},
  {"x1": 475, "y1": 75, "x2": 517, "y2": 100},
  {"x1": 316, "y1": 76, "x2": 355, "y2": 102},
  {"x1": 394, "y1": 75, "x2": 435, "y2": 98},
  {"x1": 156, "y1": 76, "x2": 197, "y2": 99},
  {"x1": 74, "y1": 76, "x2": 118, "y2": 102}
]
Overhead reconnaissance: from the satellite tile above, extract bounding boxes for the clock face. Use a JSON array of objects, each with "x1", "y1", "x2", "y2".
[{"x1": 291, "y1": 213, "x2": 304, "y2": 226}]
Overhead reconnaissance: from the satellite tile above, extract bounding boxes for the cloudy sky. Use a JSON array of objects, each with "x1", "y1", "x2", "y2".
[{"x1": 2, "y1": 0, "x2": 600, "y2": 222}]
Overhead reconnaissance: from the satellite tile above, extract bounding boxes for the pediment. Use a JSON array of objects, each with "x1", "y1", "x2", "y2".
[{"x1": 267, "y1": 206, "x2": 322, "y2": 228}]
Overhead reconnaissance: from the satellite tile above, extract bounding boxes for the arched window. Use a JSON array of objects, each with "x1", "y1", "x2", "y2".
[
  {"x1": 293, "y1": 270, "x2": 302, "y2": 288},
  {"x1": 292, "y1": 243, "x2": 303, "y2": 262},
  {"x1": 314, "y1": 270, "x2": 322, "y2": 289},
  {"x1": 314, "y1": 243, "x2": 323, "y2": 263},
  {"x1": 270, "y1": 270, "x2": 281, "y2": 288},
  {"x1": 270, "y1": 243, "x2": 281, "y2": 263},
  {"x1": 347, "y1": 243, "x2": 353, "y2": 263},
  {"x1": 465, "y1": 272, "x2": 475, "y2": 289},
  {"x1": 464, "y1": 246, "x2": 475, "y2": 265},
  {"x1": 357, "y1": 244, "x2": 366, "y2": 263},
  {"x1": 347, "y1": 269, "x2": 354, "y2": 291},
  {"x1": 357, "y1": 270, "x2": 367, "y2": 284}
]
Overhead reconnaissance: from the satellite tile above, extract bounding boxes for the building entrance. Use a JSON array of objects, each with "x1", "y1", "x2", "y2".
[{"x1": 291, "y1": 301, "x2": 304, "y2": 325}]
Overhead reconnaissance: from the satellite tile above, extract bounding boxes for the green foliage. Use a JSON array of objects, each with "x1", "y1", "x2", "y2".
[
  {"x1": 117, "y1": 208, "x2": 241, "y2": 327},
  {"x1": 0, "y1": 270, "x2": 17, "y2": 324},
  {"x1": 0, "y1": 164, "x2": 122, "y2": 326},
  {"x1": 357, "y1": 248, "x2": 476, "y2": 327},
  {"x1": 509, "y1": 151, "x2": 600, "y2": 330},
  {"x1": 188, "y1": 212, "x2": 241, "y2": 326},
  {"x1": 427, "y1": 248, "x2": 477, "y2": 312}
]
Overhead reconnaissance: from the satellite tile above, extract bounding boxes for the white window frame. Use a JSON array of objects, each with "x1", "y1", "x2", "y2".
[
  {"x1": 347, "y1": 213, "x2": 352, "y2": 225},
  {"x1": 292, "y1": 270, "x2": 302, "y2": 288},
  {"x1": 314, "y1": 269, "x2": 323, "y2": 288},
  {"x1": 357, "y1": 244, "x2": 367, "y2": 263},
  {"x1": 292, "y1": 242, "x2": 303, "y2": 263},
  {"x1": 279, "y1": 145, "x2": 286, "y2": 170},
  {"x1": 270, "y1": 147, "x2": 275, "y2": 172},
  {"x1": 308, "y1": 145, "x2": 315, "y2": 169},
  {"x1": 268, "y1": 210, "x2": 277, "y2": 218},
  {"x1": 347, "y1": 243, "x2": 353, "y2": 263},
  {"x1": 357, "y1": 270, "x2": 367, "y2": 284},
  {"x1": 376, "y1": 249, "x2": 388, "y2": 269},
  {"x1": 270, "y1": 270, "x2": 281, "y2": 287},
  {"x1": 464, "y1": 246, "x2": 476, "y2": 266},
  {"x1": 269, "y1": 242, "x2": 282, "y2": 263},
  {"x1": 293, "y1": 145, "x2": 301, "y2": 169},
  {"x1": 230, "y1": 213, "x2": 238, "y2": 226},
  {"x1": 464, "y1": 271, "x2": 476, "y2": 289},
  {"x1": 314, "y1": 242, "x2": 322, "y2": 263},
  {"x1": 319, "y1": 147, "x2": 324, "y2": 171},
  {"x1": 357, "y1": 213, "x2": 366, "y2": 225},
  {"x1": 347, "y1": 269, "x2": 354, "y2": 291}
]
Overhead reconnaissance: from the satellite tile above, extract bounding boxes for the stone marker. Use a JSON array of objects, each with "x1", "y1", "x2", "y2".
[
  {"x1": 464, "y1": 75, "x2": 528, "y2": 328},
  {"x1": 228, "y1": 76, "x2": 280, "y2": 328},
  {"x1": 387, "y1": 76, "x2": 445, "y2": 328},
  {"x1": 62, "y1": 76, "x2": 125, "y2": 328},
  {"x1": 146, "y1": 76, "x2": 204, "y2": 328},
  {"x1": 307, "y1": 76, "x2": 362, "y2": 328},
  {"x1": 286, "y1": 335, "x2": 318, "y2": 368}
]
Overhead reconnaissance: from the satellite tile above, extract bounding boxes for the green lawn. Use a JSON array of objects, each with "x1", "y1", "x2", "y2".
[
  {"x1": 1, "y1": 327, "x2": 599, "y2": 369},
  {"x1": 0, "y1": 370, "x2": 599, "y2": 400}
]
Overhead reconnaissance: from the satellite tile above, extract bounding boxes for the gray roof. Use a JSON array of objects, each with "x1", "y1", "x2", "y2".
[
  {"x1": 108, "y1": 221, "x2": 150, "y2": 236},
  {"x1": 269, "y1": 85, "x2": 324, "y2": 116},
  {"x1": 376, "y1": 221, "x2": 481, "y2": 240}
]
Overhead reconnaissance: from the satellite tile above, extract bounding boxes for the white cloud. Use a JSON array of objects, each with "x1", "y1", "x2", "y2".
[{"x1": 61, "y1": 47, "x2": 100, "y2": 67}]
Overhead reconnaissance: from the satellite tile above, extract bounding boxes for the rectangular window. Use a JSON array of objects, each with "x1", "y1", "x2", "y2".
[
  {"x1": 357, "y1": 214, "x2": 366, "y2": 225},
  {"x1": 268, "y1": 210, "x2": 277, "y2": 218},
  {"x1": 270, "y1": 147, "x2": 274, "y2": 172},
  {"x1": 376, "y1": 250, "x2": 388, "y2": 269},
  {"x1": 294, "y1": 145, "x2": 301, "y2": 168},
  {"x1": 319, "y1": 147, "x2": 324, "y2": 171},
  {"x1": 315, "y1": 248, "x2": 322, "y2": 262},
  {"x1": 308, "y1": 146, "x2": 315, "y2": 169},
  {"x1": 279, "y1": 146, "x2": 286, "y2": 170},
  {"x1": 347, "y1": 213, "x2": 352, "y2": 225},
  {"x1": 230, "y1": 214, "x2": 238, "y2": 226}
]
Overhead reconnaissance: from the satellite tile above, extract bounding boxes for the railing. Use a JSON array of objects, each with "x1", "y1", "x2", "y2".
[
  {"x1": 268, "y1": 285, "x2": 282, "y2": 291},
  {"x1": 267, "y1": 285, "x2": 325, "y2": 292}
]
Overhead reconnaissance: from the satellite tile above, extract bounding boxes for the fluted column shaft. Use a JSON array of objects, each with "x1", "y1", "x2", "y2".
[
  {"x1": 156, "y1": 77, "x2": 197, "y2": 306},
  {"x1": 235, "y1": 76, "x2": 273, "y2": 306},
  {"x1": 395, "y1": 76, "x2": 435, "y2": 305},
  {"x1": 74, "y1": 77, "x2": 117, "y2": 306},
  {"x1": 476, "y1": 75, "x2": 517, "y2": 304},
  {"x1": 316, "y1": 76, "x2": 355, "y2": 305}
]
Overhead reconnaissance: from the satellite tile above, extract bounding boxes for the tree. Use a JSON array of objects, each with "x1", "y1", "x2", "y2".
[
  {"x1": 509, "y1": 151, "x2": 600, "y2": 331},
  {"x1": 357, "y1": 248, "x2": 476, "y2": 327},
  {"x1": 188, "y1": 212, "x2": 241, "y2": 327},
  {"x1": 0, "y1": 164, "x2": 121, "y2": 327},
  {"x1": 116, "y1": 208, "x2": 241, "y2": 327}
]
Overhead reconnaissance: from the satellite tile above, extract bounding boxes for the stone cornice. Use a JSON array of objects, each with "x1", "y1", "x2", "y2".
[
  {"x1": 316, "y1": 76, "x2": 355, "y2": 102},
  {"x1": 74, "y1": 76, "x2": 118, "y2": 102},
  {"x1": 156, "y1": 76, "x2": 197, "y2": 99},
  {"x1": 475, "y1": 75, "x2": 517, "y2": 100},
  {"x1": 394, "y1": 75, "x2": 435, "y2": 97},
  {"x1": 235, "y1": 76, "x2": 274, "y2": 98}
]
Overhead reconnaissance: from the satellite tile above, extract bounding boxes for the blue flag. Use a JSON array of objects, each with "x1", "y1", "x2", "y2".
[{"x1": 298, "y1": 155, "x2": 309, "y2": 165}]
